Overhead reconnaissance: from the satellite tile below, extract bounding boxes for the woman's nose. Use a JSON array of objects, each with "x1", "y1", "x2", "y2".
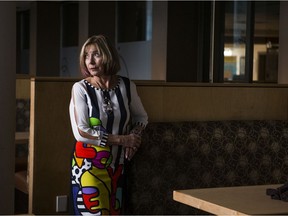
[{"x1": 88, "y1": 55, "x2": 95, "y2": 64}]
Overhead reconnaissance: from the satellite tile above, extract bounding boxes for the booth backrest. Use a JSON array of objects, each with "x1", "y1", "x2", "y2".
[{"x1": 125, "y1": 121, "x2": 288, "y2": 214}]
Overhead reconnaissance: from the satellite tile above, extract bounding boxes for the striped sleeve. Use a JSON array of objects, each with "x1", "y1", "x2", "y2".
[
  {"x1": 129, "y1": 81, "x2": 148, "y2": 128},
  {"x1": 69, "y1": 81, "x2": 109, "y2": 147}
]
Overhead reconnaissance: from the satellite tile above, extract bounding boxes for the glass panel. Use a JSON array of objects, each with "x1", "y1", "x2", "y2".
[
  {"x1": 117, "y1": 1, "x2": 153, "y2": 80},
  {"x1": 224, "y1": 1, "x2": 247, "y2": 82},
  {"x1": 253, "y1": 1, "x2": 279, "y2": 83},
  {"x1": 60, "y1": 2, "x2": 79, "y2": 77},
  {"x1": 117, "y1": 1, "x2": 152, "y2": 42},
  {"x1": 223, "y1": 1, "x2": 280, "y2": 83},
  {"x1": 16, "y1": 9, "x2": 30, "y2": 75},
  {"x1": 61, "y1": 2, "x2": 78, "y2": 47}
]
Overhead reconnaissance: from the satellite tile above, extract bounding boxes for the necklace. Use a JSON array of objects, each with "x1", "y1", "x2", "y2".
[
  {"x1": 98, "y1": 77, "x2": 113, "y2": 115},
  {"x1": 102, "y1": 95, "x2": 113, "y2": 115}
]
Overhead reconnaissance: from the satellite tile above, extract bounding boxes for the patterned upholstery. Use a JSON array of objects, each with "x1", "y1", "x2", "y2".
[
  {"x1": 15, "y1": 99, "x2": 30, "y2": 170},
  {"x1": 16, "y1": 99, "x2": 30, "y2": 132},
  {"x1": 125, "y1": 121, "x2": 288, "y2": 214}
]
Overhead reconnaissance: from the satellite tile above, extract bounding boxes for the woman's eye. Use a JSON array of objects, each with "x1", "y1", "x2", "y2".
[{"x1": 85, "y1": 52, "x2": 101, "y2": 59}]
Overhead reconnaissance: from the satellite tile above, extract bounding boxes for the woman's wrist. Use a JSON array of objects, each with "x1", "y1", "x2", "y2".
[
  {"x1": 107, "y1": 134, "x2": 122, "y2": 146},
  {"x1": 130, "y1": 125, "x2": 144, "y2": 136},
  {"x1": 107, "y1": 133, "x2": 140, "y2": 148}
]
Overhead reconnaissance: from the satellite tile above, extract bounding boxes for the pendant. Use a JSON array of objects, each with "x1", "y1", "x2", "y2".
[{"x1": 103, "y1": 97, "x2": 113, "y2": 114}]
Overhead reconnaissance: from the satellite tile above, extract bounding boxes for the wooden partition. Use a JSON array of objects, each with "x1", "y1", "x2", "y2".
[
  {"x1": 137, "y1": 82, "x2": 288, "y2": 121},
  {"x1": 16, "y1": 76, "x2": 31, "y2": 99},
  {"x1": 29, "y1": 78, "x2": 76, "y2": 214},
  {"x1": 29, "y1": 78, "x2": 288, "y2": 214}
]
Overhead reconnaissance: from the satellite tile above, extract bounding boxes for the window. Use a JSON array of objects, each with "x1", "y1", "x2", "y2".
[
  {"x1": 116, "y1": 1, "x2": 153, "y2": 80},
  {"x1": 60, "y1": 2, "x2": 79, "y2": 77},
  {"x1": 16, "y1": 8, "x2": 30, "y2": 75},
  {"x1": 254, "y1": 1, "x2": 279, "y2": 83},
  {"x1": 117, "y1": 1, "x2": 152, "y2": 42},
  {"x1": 215, "y1": 1, "x2": 280, "y2": 83}
]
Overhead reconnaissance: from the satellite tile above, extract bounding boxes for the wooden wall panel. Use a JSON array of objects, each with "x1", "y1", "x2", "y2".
[
  {"x1": 16, "y1": 77, "x2": 30, "y2": 99},
  {"x1": 29, "y1": 79, "x2": 75, "y2": 214},
  {"x1": 29, "y1": 78, "x2": 288, "y2": 214},
  {"x1": 137, "y1": 84, "x2": 288, "y2": 122}
]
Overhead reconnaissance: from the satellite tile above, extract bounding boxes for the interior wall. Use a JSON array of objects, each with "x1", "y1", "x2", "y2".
[
  {"x1": 0, "y1": 2, "x2": 16, "y2": 214},
  {"x1": 29, "y1": 78, "x2": 288, "y2": 214}
]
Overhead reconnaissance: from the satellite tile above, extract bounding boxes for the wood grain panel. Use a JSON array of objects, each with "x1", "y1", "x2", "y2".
[
  {"x1": 137, "y1": 85, "x2": 288, "y2": 121},
  {"x1": 16, "y1": 77, "x2": 30, "y2": 99},
  {"x1": 29, "y1": 79, "x2": 75, "y2": 214}
]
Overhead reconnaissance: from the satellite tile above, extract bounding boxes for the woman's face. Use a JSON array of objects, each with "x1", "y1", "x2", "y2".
[{"x1": 84, "y1": 44, "x2": 104, "y2": 77}]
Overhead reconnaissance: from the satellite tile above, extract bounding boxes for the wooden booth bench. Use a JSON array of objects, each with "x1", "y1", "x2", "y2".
[{"x1": 27, "y1": 79, "x2": 288, "y2": 214}]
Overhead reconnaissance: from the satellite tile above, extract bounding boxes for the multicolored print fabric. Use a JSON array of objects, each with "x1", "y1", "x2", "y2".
[{"x1": 71, "y1": 142, "x2": 124, "y2": 215}]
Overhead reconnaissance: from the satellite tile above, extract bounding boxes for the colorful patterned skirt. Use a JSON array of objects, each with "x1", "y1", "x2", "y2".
[{"x1": 71, "y1": 141, "x2": 125, "y2": 215}]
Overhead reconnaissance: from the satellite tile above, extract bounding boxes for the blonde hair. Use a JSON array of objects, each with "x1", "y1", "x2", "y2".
[{"x1": 79, "y1": 35, "x2": 121, "y2": 77}]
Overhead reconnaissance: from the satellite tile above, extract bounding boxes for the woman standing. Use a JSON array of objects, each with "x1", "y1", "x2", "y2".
[{"x1": 69, "y1": 35, "x2": 148, "y2": 215}]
